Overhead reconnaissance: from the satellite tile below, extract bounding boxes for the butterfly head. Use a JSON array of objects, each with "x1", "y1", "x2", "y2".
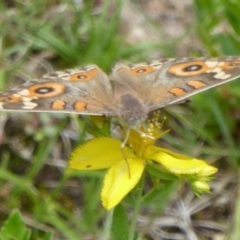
[{"x1": 121, "y1": 110, "x2": 147, "y2": 128}]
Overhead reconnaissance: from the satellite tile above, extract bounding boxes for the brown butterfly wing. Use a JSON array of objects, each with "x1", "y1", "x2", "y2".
[
  {"x1": 0, "y1": 66, "x2": 116, "y2": 115},
  {"x1": 150, "y1": 56, "x2": 240, "y2": 109},
  {"x1": 112, "y1": 57, "x2": 240, "y2": 113}
]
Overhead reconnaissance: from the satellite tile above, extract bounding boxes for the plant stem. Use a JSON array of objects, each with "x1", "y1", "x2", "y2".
[
  {"x1": 128, "y1": 172, "x2": 145, "y2": 240},
  {"x1": 103, "y1": 208, "x2": 113, "y2": 240}
]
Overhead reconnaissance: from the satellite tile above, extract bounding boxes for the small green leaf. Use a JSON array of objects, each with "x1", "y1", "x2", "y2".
[
  {"x1": 142, "y1": 180, "x2": 178, "y2": 204},
  {"x1": 0, "y1": 210, "x2": 53, "y2": 240},
  {"x1": 0, "y1": 209, "x2": 31, "y2": 240},
  {"x1": 112, "y1": 204, "x2": 129, "y2": 240},
  {"x1": 146, "y1": 165, "x2": 178, "y2": 180}
]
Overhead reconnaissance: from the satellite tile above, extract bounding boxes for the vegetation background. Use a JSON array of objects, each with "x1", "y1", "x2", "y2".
[{"x1": 0, "y1": 0, "x2": 240, "y2": 239}]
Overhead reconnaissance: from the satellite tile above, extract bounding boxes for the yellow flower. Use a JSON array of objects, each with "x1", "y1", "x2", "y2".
[{"x1": 69, "y1": 113, "x2": 218, "y2": 210}]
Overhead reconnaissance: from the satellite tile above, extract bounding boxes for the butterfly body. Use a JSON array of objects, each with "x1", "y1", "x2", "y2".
[{"x1": 1, "y1": 57, "x2": 240, "y2": 126}]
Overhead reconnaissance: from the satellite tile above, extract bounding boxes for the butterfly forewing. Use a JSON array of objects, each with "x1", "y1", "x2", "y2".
[
  {"x1": 116, "y1": 57, "x2": 240, "y2": 111},
  {"x1": 0, "y1": 66, "x2": 116, "y2": 115},
  {"x1": 153, "y1": 56, "x2": 240, "y2": 108}
]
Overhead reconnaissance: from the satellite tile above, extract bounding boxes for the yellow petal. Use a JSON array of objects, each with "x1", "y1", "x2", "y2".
[
  {"x1": 150, "y1": 150, "x2": 217, "y2": 176},
  {"x1": 69, "y1": 137, "x2": 135, "y2": 170},
  {"x1": 149, "y1": 146, "x2": 197, "y2": 160},
  {"x1": 101, "y1": 157, "x2": 144, "y2": 210}
]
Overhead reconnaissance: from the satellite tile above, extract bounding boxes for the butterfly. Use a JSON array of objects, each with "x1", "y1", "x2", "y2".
[{"x1": 0, "y1": 56, "x2": 240, "y2": 127}]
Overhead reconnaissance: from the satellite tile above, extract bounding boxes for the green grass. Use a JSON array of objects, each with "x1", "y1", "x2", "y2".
[{"x1": 1, "y1": 0, "x2": 240, "y2": 239}]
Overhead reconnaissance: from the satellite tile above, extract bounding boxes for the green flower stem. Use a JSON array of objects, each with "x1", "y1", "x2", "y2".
[
  {"x1": 128, "y1": 172, "x2": 145, "y2": 240},
  {"x1": 103, "y1": 208, "x2": 113, "y2": 240}
]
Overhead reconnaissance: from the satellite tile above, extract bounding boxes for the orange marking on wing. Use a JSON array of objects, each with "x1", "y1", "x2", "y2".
[
  {"x1": 221, "y1": 61, "x2": 240, "y2": 70},
  {"x1": 169, "y1": 87, "x2": 187, "y2": 96},
  {"x1": 187, "y1": 80, "x2": 206, "y2": 89},
  {"x1": 28, "y1": 82, "x2": 65, "y2": 98},
  {"x1": 73, "y1": 101, "x2": 87, "y2": 110},
  {"x1": 70, "y1": 69, "x2": 97, "y2": 82},
  {"x1": 167, "y1": 61, "x2": 210, "y2": 77},
  {"x1": 0, "y1": 95, "x2": 23, "y2": 103},
  {"x1": 131, "y1": 66, "x2": 156, "y2": 76},
  {"x1": 52, "y1": 100, "x2": 65, "y2": 110}
]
